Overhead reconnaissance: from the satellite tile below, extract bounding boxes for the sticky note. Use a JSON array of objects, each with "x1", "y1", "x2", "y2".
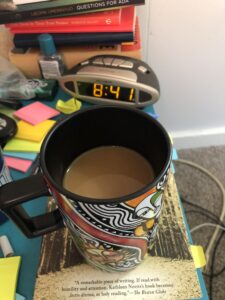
[
  {"x1": 4, "y1": 156, "x2": 33, "y2": 172},
  {"x1": 3, "y1": 151, "x2": 37, "y2": 161},
  {"x1": 0, "y1": 256, "x2": 21, "y2": 300},
  {"x1": 56, "y1": 98, "x2": 82, "y2": 114},
  {"x1": 13, "y1": 101, "x2": 60, "y2": 125},
  {"x1": 4, "y1": 138, "x2": 42, "y2": 153},
  {"x1": 15, "y1": 120, "x2": 56, "y2": 142},
  {"x1": 190, "y1": 245, "x2": 206, "y2": 268}
]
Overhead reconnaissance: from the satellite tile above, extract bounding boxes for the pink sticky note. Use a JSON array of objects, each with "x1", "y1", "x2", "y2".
[
  {"x1": 13, "y1": 102, "x2": 60, "y2": 125},
  {"x1": 4, "y1": 156, "x2": 33, "y2": 173}
]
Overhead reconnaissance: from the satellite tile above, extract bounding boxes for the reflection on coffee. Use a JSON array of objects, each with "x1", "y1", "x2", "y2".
[{"x1": 63, "y1": 146, "x2": 155, "y2": 199}]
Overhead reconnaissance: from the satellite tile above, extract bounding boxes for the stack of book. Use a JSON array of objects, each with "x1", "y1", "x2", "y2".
[{"x1": 0, "y1": 0, "x2": 145, "y2": 78}]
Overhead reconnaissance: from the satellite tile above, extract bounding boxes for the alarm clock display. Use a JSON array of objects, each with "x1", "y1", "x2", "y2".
[{"x1": 59, "y1": 55, "x2": 160, "y2": 108}]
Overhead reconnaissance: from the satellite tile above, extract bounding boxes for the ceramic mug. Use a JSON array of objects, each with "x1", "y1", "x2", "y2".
[{"x1": 0, "y1": 106, "x2": 172, "y2": 272}]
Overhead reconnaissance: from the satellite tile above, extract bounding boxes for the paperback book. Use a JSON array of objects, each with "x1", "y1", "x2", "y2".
[
  {"x1": 0, "y1": 0, "x2": 145, "y2": 25},
  {"x1": 6, "y1": 7, "x2": 122, "y2": 29},
  {"x1": 7, "y1": 6, "x2": 135, "y2": 33},
  {"x1": 13, "y1": 30, "x2": 134, "y2": 48},
  {"x1": 33, "y1": 174, "x2": 208, "y2": 300}
]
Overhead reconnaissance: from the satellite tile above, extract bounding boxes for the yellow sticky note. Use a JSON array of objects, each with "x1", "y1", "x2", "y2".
[
  {"x1": 4, "y1": 138, "x2": 42, "y2": 153},
  {"x1": 15, "y1": 120, "x2": 56, "y2": 142},
  {"x1": 0, "y1": 256, "x2": 21, "y2": 300},
  {"x1": 56, "y1": 98, "x2": 82, "y2": 114},
  {"x1": 190, "y1": 245, "x2": 206, "y2": 268}
]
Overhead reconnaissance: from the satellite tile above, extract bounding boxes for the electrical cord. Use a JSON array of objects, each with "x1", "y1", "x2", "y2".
[
  {"x1": 181, "y1": 199, "x2": 225, "y2": 299},
  {"x1": 175, "y1": 159, "x2": 225, "y2": 300},
  {"x1": 191, "y1": 223, "x2": 225, "y2": 234},
  {"x1": 174, "y1": 159, "x2": 225, "y2": 271},
  {"x1": 183, "y1": 202, "x2": 225, "y2": 277}
]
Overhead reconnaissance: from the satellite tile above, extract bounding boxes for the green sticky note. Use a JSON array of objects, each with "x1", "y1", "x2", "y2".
[
  {"x1": 4, "y1": 138, "x2": 42, "y2": 153},
  {"x1": 0, "y1": 256, "x2": 21, "y2": 300}
]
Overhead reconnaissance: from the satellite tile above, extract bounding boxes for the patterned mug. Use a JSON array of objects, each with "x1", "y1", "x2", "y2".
[{"x1": 0, "y1": 106, "x2": 172, "y2": 272}]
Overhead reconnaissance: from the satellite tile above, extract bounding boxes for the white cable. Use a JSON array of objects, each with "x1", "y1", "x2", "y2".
[
  {"x1": 174, "y1": 159, "x2": 225, "y2": 271},
  {"x1": 191, "y1": 223, "x2": 225, "y2": 234}
]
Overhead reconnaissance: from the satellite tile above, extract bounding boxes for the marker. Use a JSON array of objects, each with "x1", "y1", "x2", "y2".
[{"x1": 0, "y1": 235, "x2": 14, "y2": 257}]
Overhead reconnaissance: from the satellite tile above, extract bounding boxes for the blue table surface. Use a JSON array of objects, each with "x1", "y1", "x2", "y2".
[{"x1": 0, "y1": 88, "x2": 157, "y2": 300}]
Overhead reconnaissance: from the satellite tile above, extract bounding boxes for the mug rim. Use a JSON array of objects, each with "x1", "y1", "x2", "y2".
[{"x1": 40, "y1": 105, "x2": 172, "y2": 204}]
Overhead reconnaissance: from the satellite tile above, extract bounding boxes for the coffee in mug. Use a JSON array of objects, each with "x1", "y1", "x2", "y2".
[{"x1": 63, "y1": 145, "x2": 155, "y2": 199}]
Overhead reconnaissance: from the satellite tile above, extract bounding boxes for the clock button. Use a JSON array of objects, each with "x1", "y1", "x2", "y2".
[
  {"x1": 80, "y1": 60, "x2": 89, "y2": 66},
  {"x1": 93, "y1": 58, "x2": 104, "y2": 65},
  {"x1": 120, "y1": 61, "x2": 134, "y2": 69},
  {"x1": 103, "y1": 57, "x2": 114, "y2": 66},
  {"x1": 111, "y1": 59, "x2": 126, "y2": 67},
  {"x1": 138, "y1": 66, "x2": 149, "y2": 73}
]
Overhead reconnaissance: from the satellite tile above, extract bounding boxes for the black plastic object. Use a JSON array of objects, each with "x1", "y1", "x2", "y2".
[
  {"x1": 0, "y1": 173, "x2": 64, "y2": 238},
  {"x1": 0, "y1": 113, "x2": 18, "y2": 146},
  {"x1": 0, "y1": 98, "x2": 22, "y2": 110}
]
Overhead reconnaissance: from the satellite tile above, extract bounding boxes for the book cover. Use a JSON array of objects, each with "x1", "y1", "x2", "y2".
[
  {"x1": 9, "y1": 18, "x2": 141, "y2": 78},
  {"x1": 6, "y1": 7, "x2": 122, "y2": 29},
  {"x1": 7, "y1": 6, "x2": 134, "y2": 33},
  {"x1": 0, "y1": 0, "x2": 145, "y2": 25},
  {"x1": 33, "y1": 174, "x2": 207, "y2": 300},
  {"x1": 13, "y1": 30, "x2": 134, "y2": 48}
]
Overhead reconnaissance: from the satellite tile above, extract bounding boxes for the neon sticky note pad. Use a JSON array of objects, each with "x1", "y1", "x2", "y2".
[
  {"x1": 56, "y1": 98, "x2": 82, "y2": 114},
  {"x1": 4, "y1": 138, "x2": 42, "y2": 153},
  {"x1": 4, "y1": 156, "x2": 33, "y2": 172},
  {"x1": 15, "y1": 120, "x2": 56, "y2": 142},
  {"x1": 3, "y1": 151, "x2": 37, "y2": 161},
  {"x1": 13, "y1": 101, "x2": 60, "y2": 125},
  {"x1": 0, "y1": 256, "x2": 21, "y2": 300},
  {"x1": 190, "y1": 245, "x2": 206, "y2": 268}
]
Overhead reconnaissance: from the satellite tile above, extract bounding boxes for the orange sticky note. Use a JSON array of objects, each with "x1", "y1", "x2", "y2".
[
  {"x1": 4, "y1": 156, "x2": 33, "y2": 172},
  {"x1": 15, "y1": 120, "x2": 56, "y2": 142},
  {"x1": 13, "y1": 102, "x2": 60, "y2": 125}
]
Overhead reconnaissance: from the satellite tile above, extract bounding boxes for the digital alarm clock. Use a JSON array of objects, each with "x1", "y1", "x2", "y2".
[{"x1": 59, "y1": 55, "x2": 160, "y2": 108}]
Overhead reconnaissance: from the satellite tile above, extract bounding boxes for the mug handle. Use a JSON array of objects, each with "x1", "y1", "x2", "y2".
[{"x1": 0, "y1": 173, "x2": 64, "y2": 238}]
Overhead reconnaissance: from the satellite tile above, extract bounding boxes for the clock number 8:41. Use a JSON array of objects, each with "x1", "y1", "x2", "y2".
[{"x1": 93, "y1": 84, "x2": 121, "y2": 99}]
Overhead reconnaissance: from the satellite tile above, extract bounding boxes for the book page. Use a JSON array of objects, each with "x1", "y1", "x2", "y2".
[{"x1": 34, "y1": 174, "x2": 203, "y2": 300}]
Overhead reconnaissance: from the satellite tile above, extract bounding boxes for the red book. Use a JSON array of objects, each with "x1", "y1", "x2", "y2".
[
  {"x1": 8, "y1": 6, "x2": 135, "y2": 34},
  {"x1": 7, "y1": 8, "x2": 122, "y2": 29}
]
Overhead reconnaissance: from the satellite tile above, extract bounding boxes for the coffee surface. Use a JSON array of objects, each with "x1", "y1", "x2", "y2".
[{"x1": 63, "y1": 146, "x2": 155, "y2": 199}]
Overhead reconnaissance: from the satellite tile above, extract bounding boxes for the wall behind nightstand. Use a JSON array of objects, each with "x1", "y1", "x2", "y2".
[{"x1": 137, "y1": 1, "x2": 225, "y2": 149}]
